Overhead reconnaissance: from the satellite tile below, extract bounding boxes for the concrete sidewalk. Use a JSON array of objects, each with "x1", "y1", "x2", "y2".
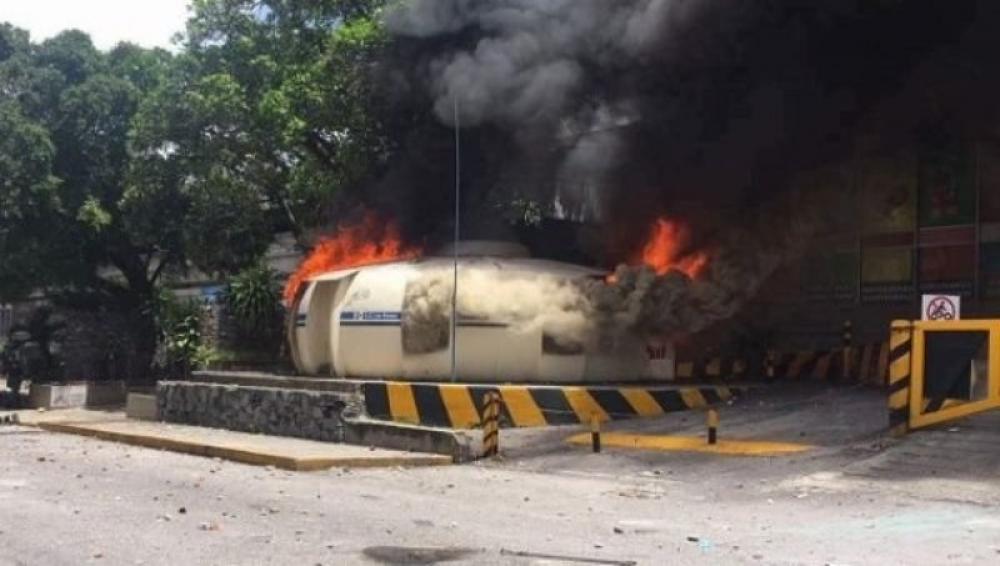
[{"x1": 7, "y1": 409, "x2": 451, "y2": 470}]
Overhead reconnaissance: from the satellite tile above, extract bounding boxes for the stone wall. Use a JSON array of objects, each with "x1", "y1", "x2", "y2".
[
  {"x1": 60, "y1": 309, "x2": 139, "y2": 381},
  {"x1": 4, "y1": 303, "x2": 140, "y2": 382},
  {"x1": 157, "y1": 381, "x2": 362, "y2": 443}
]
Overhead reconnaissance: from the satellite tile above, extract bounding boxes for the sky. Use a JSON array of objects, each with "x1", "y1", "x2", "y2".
[{"x1": 1, "y1": 0, "x2": 191, "y2": 51}]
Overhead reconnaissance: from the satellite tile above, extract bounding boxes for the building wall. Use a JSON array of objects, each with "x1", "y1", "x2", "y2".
[{"x1": 749, "y1": 136, "x2": 1000, "y2": 348}]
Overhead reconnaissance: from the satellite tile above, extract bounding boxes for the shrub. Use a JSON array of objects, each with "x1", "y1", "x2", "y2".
[
  {"x1": 224, "y1": 263, "x2": 283, "y2": 344},
  {"x1": 155, "y1": 290, "x2": 212, "y2": 376}
]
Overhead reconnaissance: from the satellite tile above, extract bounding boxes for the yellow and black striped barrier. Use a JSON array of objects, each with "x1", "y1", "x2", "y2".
[
  {"x1": 362, "y1": 382, "x2": 737, "y2": 430},
  {"x1": 892, "y1": 319, "x2": 1000, "y2": 433},
  {"x1": 887, "y1": 320, "x2": 913, "y2": 437},
  {"x1": 675, "y1": 342, "x2": 889, "y2": 385}
]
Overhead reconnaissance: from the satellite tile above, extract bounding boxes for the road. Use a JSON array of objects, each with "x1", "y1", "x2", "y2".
[{"x1": 3, "y1": 385, "x2": 1000, "y2": 565}]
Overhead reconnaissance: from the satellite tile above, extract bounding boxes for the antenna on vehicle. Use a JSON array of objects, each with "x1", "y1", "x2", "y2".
[{"x1": 450, "y1": 95, "x2": 461, "y2": 383}]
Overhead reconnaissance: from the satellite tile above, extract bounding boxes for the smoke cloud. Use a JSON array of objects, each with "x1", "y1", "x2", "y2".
[
  {"x1": 371, "y1": 0, "x2": 992, "y2": 339},
  {"x1": 385, "y1": 0, "x2": 709, "y2": 221},
  {"x1": 384, "y1": 0, "x2": 984, "y2": 226},
  {"x1": 402, "y1": 265, "x2": 596, "y2": 353},
  {"x1": 386, "y1": 0, "x2": 693, "y2": 128},
  {"x1": 396, "y1": 214, "x2": 803, "y2": 348}
]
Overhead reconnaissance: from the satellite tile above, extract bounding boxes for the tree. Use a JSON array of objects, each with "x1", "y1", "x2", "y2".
[
  {"x1": 0, "y1": 100, "x2": 58, "y2": 299},
  {"x1": 132, "y1": 0, "x2": 392, "y2": 244},
  {"x1": 0, "y1": 30, "x2": 181, "y2": 372},
  {"x1": 0, "y1": 7, "x2": 397, "y2": 375}
]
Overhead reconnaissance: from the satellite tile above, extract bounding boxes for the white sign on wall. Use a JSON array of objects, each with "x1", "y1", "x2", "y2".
[{"x1": 922, "y1": 294, "x2": 961, "y2": 321}]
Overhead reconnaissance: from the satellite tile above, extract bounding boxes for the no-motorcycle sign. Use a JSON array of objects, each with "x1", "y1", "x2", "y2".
[{"x1": 921, "y1": 294, "x2": 961, "y2": 321}]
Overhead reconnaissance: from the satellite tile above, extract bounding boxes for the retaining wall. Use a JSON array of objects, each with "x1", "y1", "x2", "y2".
[{"x1": 157, "y1": 381, "x2": 363, "y2": 443}]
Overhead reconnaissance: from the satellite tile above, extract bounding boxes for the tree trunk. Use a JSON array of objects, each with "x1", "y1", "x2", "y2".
[
  {"x1": 114, "y1": 253, "x2": 161, "y2": 385},
  {"x1": 128, "y1": 304, "x2": 159, "y2": 386}
]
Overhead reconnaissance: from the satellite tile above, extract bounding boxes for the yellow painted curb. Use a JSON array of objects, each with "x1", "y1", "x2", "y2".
[
  {"x1": 37, "y1": 422, "x2": 452, "y2": 471},
  {"x1": 567, "y1": 432, "x2": 813, "y2": 456}
]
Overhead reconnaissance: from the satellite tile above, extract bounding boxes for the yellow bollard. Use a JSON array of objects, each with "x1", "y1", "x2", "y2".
[
  {"x1": 707, "y1": 408, "x2": 719, "y2": 445},
  {"x1": 481, "y1": 392, "x2": 501, "y2": 457}
]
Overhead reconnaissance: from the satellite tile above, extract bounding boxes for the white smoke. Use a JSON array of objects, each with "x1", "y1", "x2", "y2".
[{"x1": 402, "y1": 266, "x2": 596, "y2": 353}]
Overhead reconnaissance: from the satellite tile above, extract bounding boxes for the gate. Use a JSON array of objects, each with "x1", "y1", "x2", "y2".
[{"x1": 888, "y1": 319, "x2": 1000, "y2": 435}]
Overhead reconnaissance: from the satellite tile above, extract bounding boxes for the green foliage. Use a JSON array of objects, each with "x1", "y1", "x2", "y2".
[
  {"x1": 183, "y1": 170, "x2": 272, "y2": 277},
  {"x1": 0, "y1": 101, "x2": 59, "y2": 298},
  {"x1": 155, "y1": 290, "x2": 214, "y2": 373},
  {"x1": 225, "y1": 263, "x2": 283, "y2": 342},
  {"x1": 76, "y1": 197, "x2": 113, "y2": 232},
  {"x1": 0, "y1": 28, "x2": 173, "y2": 306},
  {"x1": 191, "y1": 343, "x2": 222, "y2": 370},
  {"x1": 130, "y1": 0, "x2": 393, "y2": 236},
  {"x1": 163, "y1": 310, "x2": 201, "y2": 363},
  {"x1": 0, "y1": 3, "x2": 396, "y2": 375}
]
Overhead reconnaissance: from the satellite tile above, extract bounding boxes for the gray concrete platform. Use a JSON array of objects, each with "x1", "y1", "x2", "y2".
[{"x1": 13, "y1": 409, "x2": 451, "y2": 470}]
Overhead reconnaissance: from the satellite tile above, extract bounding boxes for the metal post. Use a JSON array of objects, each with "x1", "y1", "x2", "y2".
[
  {"x1": 974, "y1": 142, "x2": 982, "y2": 301},
  {"x1": 481, "y1": 392, "x2": 500, "y2": 457},
  {"x1": 912, "y1": 151, "x2": 921, "y2": 318},
  {"x1": 450, "y1": 96, "x2": 461, "y2": 383},
  {"x1": 707, "y1": 408, "x2": 719, "y2": 445},
  {"x1": 590, "y1": 413, "x2": 601, "y2": 453},
  {"x1": 842, "y1": 319, "x2": 854, "y2": 381}
]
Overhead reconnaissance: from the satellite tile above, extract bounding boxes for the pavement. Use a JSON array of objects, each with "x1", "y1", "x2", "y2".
[
  {"x1": 4, "y1": 408, "x2": 451, "y2": 471},
  {"x1": 3, "y1": 384, "x2": 1000, "y2": 564}
]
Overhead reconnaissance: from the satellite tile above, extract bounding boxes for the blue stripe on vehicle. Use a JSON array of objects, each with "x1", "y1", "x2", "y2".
[{"x1": 340, "y1": 311, "x2": 402, "y2": 326}]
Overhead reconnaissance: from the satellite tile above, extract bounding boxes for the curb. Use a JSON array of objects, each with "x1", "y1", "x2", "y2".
[
  {"x1": 344, "y1": 416, "x2": 479, "y2": 463},
  {"x1": 36, "y1": 421, "x2": 451, "y2": 471}
]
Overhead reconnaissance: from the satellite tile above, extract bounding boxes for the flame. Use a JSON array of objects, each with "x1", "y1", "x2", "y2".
[
  {"x1": 629, "y1": 217, "x2": 709, "y2": 279},
  {"x1": 283, "y1": 213, "x2": 421, "y2": 304}
]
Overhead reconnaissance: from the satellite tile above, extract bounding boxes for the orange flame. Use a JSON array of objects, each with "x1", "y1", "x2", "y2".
[
  {"x1": 630, "y1": 217, "x2": 709, "y2": 279},
  {"x1": 283, "y1": 213, "x2": 421, "y2": 304}
]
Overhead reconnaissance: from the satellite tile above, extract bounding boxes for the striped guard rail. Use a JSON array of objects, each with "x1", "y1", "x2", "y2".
[
  {"x1": 675, "y1": 342, "x2": 890, "y2": 385},
  {"x1": 362, "y1": 382, "x2": 738, "y2": 429},
  {"x1": 768, "y1": 342, "x2": 889, "y2": 385}
]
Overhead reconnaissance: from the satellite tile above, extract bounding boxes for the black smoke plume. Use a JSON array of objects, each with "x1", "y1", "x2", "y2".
[{"x1": 362, "y1": 0, "x2": 998, "y2": 338}]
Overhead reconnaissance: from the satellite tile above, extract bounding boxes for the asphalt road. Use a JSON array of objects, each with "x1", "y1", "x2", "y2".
[{"x1": 3, "y1": 385, "x2": 1000, "y2": 565}]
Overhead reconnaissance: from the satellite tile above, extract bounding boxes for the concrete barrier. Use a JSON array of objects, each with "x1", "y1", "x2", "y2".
[
  {"x1": 157, "y1": 381, "x2": 361, "y2": 443},
  {"x1": 27, "y1": 381, "x2": 126, "y2": 409},
  {"x1": 125, "y1": 393, "x2": 158, "y2": 421},
  {"x1": 343, "y1": 417, "x2": 478, "y2": 463},
  {"x1": 157, "y1": 379, "x2": 480, "y2": 462}
]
